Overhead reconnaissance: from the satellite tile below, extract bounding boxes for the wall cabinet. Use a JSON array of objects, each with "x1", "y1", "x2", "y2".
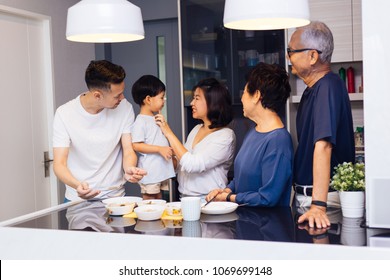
[
  {"x1": 180, "y1": 0, "x2": 285, "y2": 135},
  {"x1": 180, "y1": 0, "x2": 285, "y2": 107},
  {"x1": 180, "y1": 0, "x2": 229, "y2": 107},
  {"x1": 352, "y1": 0, "x2": 362, "y2": 61},
  {"x1": 180, "y1": 0, "x2": 286, "y2": 177},
  {"x1": 231, "y1": 30, "x2": 285, "y2": 104}
]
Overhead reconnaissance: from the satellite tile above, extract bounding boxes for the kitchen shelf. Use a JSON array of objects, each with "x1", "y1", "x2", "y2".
[
  {"x1": 291, "y1": 93, "x2": 363, "y2": 103},
  {"x1": 191, "y1": 32, "x2": 217, "y2": 42},
  {"x1": 182, "y1": 65, "x2": 219, "y2": 73}
]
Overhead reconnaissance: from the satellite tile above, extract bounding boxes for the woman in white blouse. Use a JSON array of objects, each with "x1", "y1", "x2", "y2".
[{"x1": 155, "y1": 78, "x2": 236, "y2": 198}]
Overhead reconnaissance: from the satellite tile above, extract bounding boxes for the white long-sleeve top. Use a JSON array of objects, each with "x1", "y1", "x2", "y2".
[{"x1": 177, "y1": 124, "x2": 236, "y2": 196}]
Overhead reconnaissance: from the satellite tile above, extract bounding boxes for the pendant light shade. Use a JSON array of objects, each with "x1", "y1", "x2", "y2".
[
  {"x1": 66, "y1": 0, "x2": 145, "y2": 43},
  {"x1": 224, "y1": 0, "x2": 310, "y2": 30}
]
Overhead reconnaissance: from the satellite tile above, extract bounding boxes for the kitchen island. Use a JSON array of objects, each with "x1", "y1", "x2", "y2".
[{"x1": 1, "y1": 200, "x2": 390, "y2": 259}]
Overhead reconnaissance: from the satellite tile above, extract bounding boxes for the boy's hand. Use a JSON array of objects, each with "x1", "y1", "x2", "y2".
[{"x1": 159, "y1": 146, "x2": 173, "y2": 161}]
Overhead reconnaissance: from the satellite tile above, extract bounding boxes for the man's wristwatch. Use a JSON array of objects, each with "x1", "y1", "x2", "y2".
[
  {"x1": 311, "y1": 200, "x2": 327, "y2": 208},
  {"x1": 226, "y1": 192, "x2": 233, "y2": 202}
]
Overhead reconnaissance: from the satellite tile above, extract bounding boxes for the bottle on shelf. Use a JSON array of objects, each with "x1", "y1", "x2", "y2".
[
  {"x1": 347, "y1": 66, "x2": 355, "y2": 93},
  {"x1": 339, "y1": 67, "x2": 346, "y2": 82},
  {"x1": 355, "y1": 126, "x2": 364, "y2": 163}
]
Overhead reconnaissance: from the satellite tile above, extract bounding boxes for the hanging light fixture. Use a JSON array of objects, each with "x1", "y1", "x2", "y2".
[
  {"x1": 224, "y1": 0, "x2": 310, "y2": 30},
  {"x1": 66, "y1": 0, "x2": 145, "y2": 43}
]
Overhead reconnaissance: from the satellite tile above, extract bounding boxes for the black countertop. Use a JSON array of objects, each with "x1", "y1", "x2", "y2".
[{"x1": 9, "y1": 200, "x2": 372, "y2": 247}]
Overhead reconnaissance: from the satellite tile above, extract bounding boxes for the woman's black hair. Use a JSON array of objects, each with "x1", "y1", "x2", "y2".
[
  {"x1": 245, "y1": 62, "x2": 291, "y2": 114},
  {"x1": 192, "y1": 78, "x2": 233, "y2": 129}
]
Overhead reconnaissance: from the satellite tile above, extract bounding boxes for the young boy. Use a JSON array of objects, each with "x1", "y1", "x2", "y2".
[{"x1": 131, "y1": 75, "x2": 175, "y2": 199}]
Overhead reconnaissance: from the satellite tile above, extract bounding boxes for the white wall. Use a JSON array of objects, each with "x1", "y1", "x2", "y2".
[
  {"x1": 0, "y1": 0, "x2": 95, "y2": 108},
  {"x1": 362, "y1": 0, "x2": 390, "y2": 227}
]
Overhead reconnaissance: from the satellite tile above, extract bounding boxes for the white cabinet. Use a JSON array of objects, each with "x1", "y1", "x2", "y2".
[
  {"x1": 310, "y1": 0, "x2": 352, "y2": 62},
  {"x1": 310, "y1": 0, "x2": 353, "y2": 62},
  {"x1": 352, "y1": 0, "x2": 362, "y2": 61}
]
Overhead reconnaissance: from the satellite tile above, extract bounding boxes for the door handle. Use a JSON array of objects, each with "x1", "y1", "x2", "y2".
[{"x1": 43, "y1": 151, "x2": 53, "y2": 177}]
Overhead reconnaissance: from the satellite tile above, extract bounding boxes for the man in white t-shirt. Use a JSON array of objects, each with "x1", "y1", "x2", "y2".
[{"x1": 53, "y1": 60, "x2": 147, "y2": 201}]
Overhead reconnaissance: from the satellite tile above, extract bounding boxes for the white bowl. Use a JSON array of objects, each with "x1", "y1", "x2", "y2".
[
  {"x1": 166, "y1": 202, "x2": 182, "y2": 216},
  {"x1": 102, "y1": 196, "x2": 142, "y2": 205},
  {"x1": 105, "y1": 202, "x2": 136, "y2": 216},
  {"x1": 106, "y1": 216, "x2": 136, "y2": 227},
  {"x1": 137, "y1": 199, "x2": 167, "y2": 207},
  {"x1": 134, "y1": 204, "x2": 166, "y2": 221},
  {"x1": 135, "y1": 220, "x2": 166, "y2": 232}
]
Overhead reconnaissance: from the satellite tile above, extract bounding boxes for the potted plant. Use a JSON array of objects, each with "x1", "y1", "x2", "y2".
[{"x1": 331, "y1": 162, "x2": 365, "y2": 218}]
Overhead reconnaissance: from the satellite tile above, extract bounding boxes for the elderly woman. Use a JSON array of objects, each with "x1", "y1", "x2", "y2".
[
  {"x1": 206, "y1": 63, "x2": 293, "y2": 207},
  {"x1": 155, "y1": 78, "x2": 235, "y2": 198}
]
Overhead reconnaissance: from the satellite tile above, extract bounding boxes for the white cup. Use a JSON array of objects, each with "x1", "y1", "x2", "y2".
[
  {"x1": 181, "y1": 197, "x2": 201, "y2": 221},
  {"x1": 182, "y1": 220, "x2": 202, "y2": 237}
]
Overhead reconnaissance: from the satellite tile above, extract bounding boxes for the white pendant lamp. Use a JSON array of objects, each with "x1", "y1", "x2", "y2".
[
  {"x1": 224, "y1": 0, "x2": 310, "y2": 30},
  {"x1": 66, "y1": 0, "x2": 145, "y2": 43}
]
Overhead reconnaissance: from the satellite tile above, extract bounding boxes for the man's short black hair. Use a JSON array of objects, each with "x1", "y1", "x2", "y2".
[{"x1": 85, "y1": 60, "x2": 126, "y2": 91}]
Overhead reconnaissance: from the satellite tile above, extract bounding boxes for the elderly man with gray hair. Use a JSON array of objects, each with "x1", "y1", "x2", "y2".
[{"x1": 287, "y1": 21, "x2": 355, "y2": 229}]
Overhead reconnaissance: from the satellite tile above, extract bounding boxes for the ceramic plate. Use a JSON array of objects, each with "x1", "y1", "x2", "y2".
[
  {"x1": 101, "y1": 196, "x2": 142, "y2": 205},
  {"x1": 200, "y1": 212, "x2": 239, "y2": 223},
  {"x1": 201, "y1": 202, "x2": 238, "y2": 215}
]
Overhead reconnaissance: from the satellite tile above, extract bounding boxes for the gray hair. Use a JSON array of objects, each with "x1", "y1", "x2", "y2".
[{"x1": 297, "y1": 21, "x2": 334, "y2": 63}]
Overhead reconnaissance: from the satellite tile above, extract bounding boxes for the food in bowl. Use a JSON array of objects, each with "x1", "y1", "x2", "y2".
[
  {"x1": 102, "y1": 196, "x2": 142, "y2": 205},
  {"x1": 134, "y1": 204, "x2": 166, "y2": 221},
  {"x1": 105, "y1": 202, "x2": 136, "y2": 216},
  {"x1": 166, "y1": 202, "x2": 182, "y2": 216},
  {"x1": 137, "y1": 199, "x2": 167, "y2": 207}
]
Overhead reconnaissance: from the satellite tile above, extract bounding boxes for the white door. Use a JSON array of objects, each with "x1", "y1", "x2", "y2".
[
  {"x1": 0, "y1": 7, "x2": 57, "y2": 221},
  {"x1": 111, "y1": 19, "x2": 182, "y2": 138}
]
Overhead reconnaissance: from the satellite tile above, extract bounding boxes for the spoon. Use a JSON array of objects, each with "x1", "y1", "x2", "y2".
[{"x1": 202, "y1": 195, "x2": 216, "y2": 208}]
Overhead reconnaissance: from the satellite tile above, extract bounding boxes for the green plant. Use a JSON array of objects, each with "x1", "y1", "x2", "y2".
[{"x1": 331, "y1": 162, "x2": 365, "y2": 191}]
